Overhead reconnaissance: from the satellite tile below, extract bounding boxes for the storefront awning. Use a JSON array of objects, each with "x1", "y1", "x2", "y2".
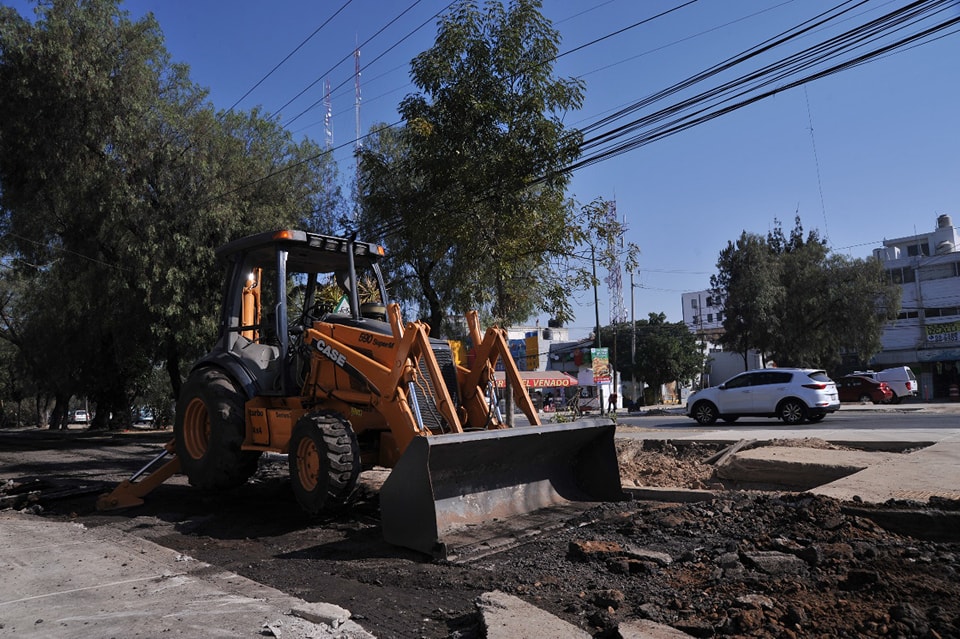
[{"x1": 492, "y1": 371, "x2": 579, "y2": 389}]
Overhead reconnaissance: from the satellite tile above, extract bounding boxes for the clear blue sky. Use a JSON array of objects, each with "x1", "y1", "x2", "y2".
[{"x1": 10, "y1": 1, "x2": 960, "y2": 337}]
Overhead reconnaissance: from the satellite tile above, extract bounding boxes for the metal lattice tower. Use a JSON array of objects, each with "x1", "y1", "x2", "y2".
[
  {"x1": 323, "y1": 78, "x2": 333, "y2": 150},
  {"x1": 604, "y1": 200, "x2": 627, "y2": 324},
  {"x1": 354, "y1": 48, "x2": 362, "y2": 160}
]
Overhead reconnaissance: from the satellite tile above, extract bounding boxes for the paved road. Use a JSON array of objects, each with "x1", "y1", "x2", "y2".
[{"x1": 616, "y1": 404, "x2": 960, "y2": 437}]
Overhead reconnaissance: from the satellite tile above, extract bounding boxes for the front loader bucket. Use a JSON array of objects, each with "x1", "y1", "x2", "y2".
[{"x1": 379, "y1": 420, "x2": 626, "y2": 560}]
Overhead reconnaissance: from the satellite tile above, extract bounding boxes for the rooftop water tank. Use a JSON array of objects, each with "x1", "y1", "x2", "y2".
[{"x1": 937, "y1": 214, "x2": 953, "y2": 229}]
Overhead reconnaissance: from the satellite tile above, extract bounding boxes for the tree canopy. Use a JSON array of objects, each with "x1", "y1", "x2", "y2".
[
  {"x1": 600, "y1": 312, "x2": 703, "y2": 405},
  {"x1": 0, "y1": 0, "x2": 342, "y2": 426},
  {"x1": 710, "y1": 217, "x2": 901, "y2": 369},
  {"x1": 357, "y1": 0, "x2": 587, "y2": 336}
]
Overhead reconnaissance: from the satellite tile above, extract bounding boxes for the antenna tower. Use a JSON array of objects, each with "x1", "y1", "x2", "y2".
[
  {"x1": 323, "y1": 78, "x2": 333, "y2": 150},
  {"x1": 354, "y1": 48, "x2": 362, "y2": 162},
  {"x1": 604, "y1": 200, "x2": 627, "y2": 324}
]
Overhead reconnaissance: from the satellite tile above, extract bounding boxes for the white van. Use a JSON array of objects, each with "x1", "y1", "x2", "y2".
[{"x1": 854, "y1": 367, "x2": 918, "y2": 403}]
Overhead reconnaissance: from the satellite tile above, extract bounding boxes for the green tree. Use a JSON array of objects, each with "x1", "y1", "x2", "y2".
[
  {"x1": 711, "y1": 232, "x2": 783, "y2": 365},
  {"x1": 357, "y1": 0, "x2": 585, "y2": 335},
  {"x1": 711, "y1": 217, "x2": 900, "y2": 369},
  {"x1": 0, "y1": 0, "x2": 341, "y2": 426},
  {"x1": 601, "y1": 313, "x2": 702, "y2": 404}
]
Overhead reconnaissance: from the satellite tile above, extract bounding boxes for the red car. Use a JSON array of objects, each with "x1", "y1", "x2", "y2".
[{"x1": 835, "y1": 375, "x2": 894, "y2": 404}]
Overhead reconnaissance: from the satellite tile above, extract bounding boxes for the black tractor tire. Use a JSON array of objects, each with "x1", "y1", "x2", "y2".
[
  {"x1": 174, "y1": 368, "x2": 261, "y2": 490},
  {"x1": 288, "y1": 412, "x2": 361, "y2": 515},
  {"x1": 691, "y1": 401, "x2": 718, "y2": 425},
  {"x1": 778, "y1": 398, "x2": 807, "y2": 425}
]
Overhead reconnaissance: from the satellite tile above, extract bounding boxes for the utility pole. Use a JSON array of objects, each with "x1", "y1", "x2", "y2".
[
  {"x1": 591, "y1": 245, "x2": 604, "y2": 415},
  {"x1": 631, "y1": 271, "x2": 636, "y2": 406}
]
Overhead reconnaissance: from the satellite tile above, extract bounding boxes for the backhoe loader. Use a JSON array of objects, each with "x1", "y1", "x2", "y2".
[{"x1": 98, "y1": 229, "x2": 625, "y2": 558}]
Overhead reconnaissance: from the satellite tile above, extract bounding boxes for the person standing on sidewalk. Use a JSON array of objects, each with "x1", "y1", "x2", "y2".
[{"x1": 608, "y1": 391, "x2": 618, "y2": 414}]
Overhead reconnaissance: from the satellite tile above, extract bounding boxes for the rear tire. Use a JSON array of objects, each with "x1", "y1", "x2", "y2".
[
  {"x1": 889, "y1": 393, "x2": 903, "y2": 405},
  {"x1": 174, "y1": 368, "x2": 261, "y2": 490},
  {"x1": 778, "y1": 399, "x2": 807, "y2": 425},
  {"x1": 289, "y1": 412, "x2": 361, "y2": 515},
  {"x1": 691, "y1": 401, "x2": 718, "y2": 425}
]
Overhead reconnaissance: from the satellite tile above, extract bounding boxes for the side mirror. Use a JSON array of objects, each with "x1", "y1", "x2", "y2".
[{"x1": 718, "y1": 384, "x2": 727, "y2": 390}]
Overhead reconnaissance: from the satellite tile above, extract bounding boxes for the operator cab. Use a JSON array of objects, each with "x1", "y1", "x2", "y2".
[{"x1": 207, "y1": 230, "x2": 390, "y2": 397}]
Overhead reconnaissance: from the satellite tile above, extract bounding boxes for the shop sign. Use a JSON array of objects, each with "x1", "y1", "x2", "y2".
[
  {"x1": 591, "y1": 347, "x2": 611, "y2": 384},
  {"x1": 926, "y1": 320, "x2": 960, "y2": 343}
]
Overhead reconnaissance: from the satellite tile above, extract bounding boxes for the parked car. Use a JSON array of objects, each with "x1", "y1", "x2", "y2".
[
  {"x1": 73, "y1": 409, "x2": 89, "y2": 424},
  {"x1": 853, "y1": 367, "x2": 918, "y2": 404},
  {"x1": 835, "y1": 375, "x2": 894, "y2": 404},
  {"x1": 686, "y1": 368, "x2": 840, "y2": 425}
]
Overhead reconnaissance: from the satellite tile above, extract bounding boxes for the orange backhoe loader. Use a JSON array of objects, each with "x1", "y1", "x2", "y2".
[{"x1": 98, "y1": 229, "x2": 625, "y2": 558}]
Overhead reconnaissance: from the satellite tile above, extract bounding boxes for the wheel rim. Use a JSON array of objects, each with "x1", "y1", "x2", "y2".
[
  {"x1": 782, "y1": 402, "x2": 803, "y2": 423},
  {"x1": 182, "y1": 397, "x2": 210, "y2": 460},
  {"x1": 296, "y1": 437, "x2": 320, "y2": 492},
  {"x1": 694, "y1": 404, "x2": 714, "y2": 423},
  {"x1": 859, "y1": 394, "x2": 871, "y2": 404}
]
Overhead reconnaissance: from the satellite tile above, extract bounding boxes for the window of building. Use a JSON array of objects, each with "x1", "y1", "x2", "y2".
[
  {"x1": 897, "y1": 310, "x2": 920, "y2": 320},
  {"x1": 888, "y1": 267, "x2": 916, "y2": 284},
  {"x1": 706, "y1": 296, "x2": 714, "y2": 307},
  {"x1": 925, "y1": 307, "x2": 960, "y2": 318},
  {"x1": 707, "y1": 313, "x2": 713, "y2": 323},
  {"x1": 690, "y1": 298, "x2": 698, "y2": 309},
  {"x1": 906, "y1": 243, "x2": 931, "y2": 257},
  {"x1": 920, "y1": 262, "x2": 957, "y2": 281}
]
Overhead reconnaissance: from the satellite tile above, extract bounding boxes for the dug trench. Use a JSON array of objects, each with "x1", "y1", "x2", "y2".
[{"x1": 3, "y1": 430, "x2": 960, "y2": 638}]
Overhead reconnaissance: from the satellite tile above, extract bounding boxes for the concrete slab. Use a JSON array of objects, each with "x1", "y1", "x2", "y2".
[
  {"x1": 0, "y1": 511, "x2": 375, "y2": 639},
  {"x1": 716, "y1": 447, "x2": 903, "y2": 489},
  {"x1": 812, "y1": 437, "x2": 960, "y2": 503},
  {"x1": 477, "y1": 590, "x2": 591, "y2": 639},
  {"x1": 619, "y1": 619, "x2": 701, "y2": 638}
]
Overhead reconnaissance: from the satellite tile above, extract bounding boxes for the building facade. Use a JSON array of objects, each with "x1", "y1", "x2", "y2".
[
  {"x1": 870, "y1": 214, "x2": 960, "y2": 399},
  {"x1": 680, "y1": 290, "x2": 724, "y2": 343}
]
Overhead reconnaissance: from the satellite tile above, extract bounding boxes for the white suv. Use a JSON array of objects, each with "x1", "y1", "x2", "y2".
[{"x1": 686, "y1": 368, "x2": 840, "y2": 425}]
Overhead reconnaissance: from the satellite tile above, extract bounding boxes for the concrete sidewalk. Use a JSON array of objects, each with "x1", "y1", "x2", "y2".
[{"x1": 0, "y1": 512, "x2": 375, "y2": 639}]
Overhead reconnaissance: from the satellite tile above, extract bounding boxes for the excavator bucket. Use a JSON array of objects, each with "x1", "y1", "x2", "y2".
[{"x1": 379, "y1": 419, "x2": 626, "y2": 560}]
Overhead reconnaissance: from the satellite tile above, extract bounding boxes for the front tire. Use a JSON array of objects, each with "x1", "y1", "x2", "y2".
[
  {"x1": 289, "y1": 412, "x2": 361, "y2": 515},
  {"x1": 778, "y1": 399, "x2": 807, "y2": 425},
  {"x1": 174, "y1": 368, "x2": 261, "y2": 490},
  {"x1": 859, "y1": 393, "x2": 873, "y2": 404},
  {"x1": 691, "y1": 401, "x2": 718, "y2": 425}
]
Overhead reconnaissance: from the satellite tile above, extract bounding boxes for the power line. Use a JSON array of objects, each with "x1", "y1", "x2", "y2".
[
  {"x1": 225, "y1": 0, "x2": 355, "y2": 113},
  {"x1": 196, "y1": 0, "x2": 960, "y2": 226}
]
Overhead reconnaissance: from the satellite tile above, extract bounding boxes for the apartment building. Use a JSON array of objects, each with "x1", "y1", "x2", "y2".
[{"x1": 871, "y1": 214, "x2": 960, "y2": 399}]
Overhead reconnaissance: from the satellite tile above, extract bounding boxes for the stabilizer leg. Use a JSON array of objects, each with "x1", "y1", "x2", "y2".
[{"x1": 96, "y1": 440, "x2": 181, "y2": 511}]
